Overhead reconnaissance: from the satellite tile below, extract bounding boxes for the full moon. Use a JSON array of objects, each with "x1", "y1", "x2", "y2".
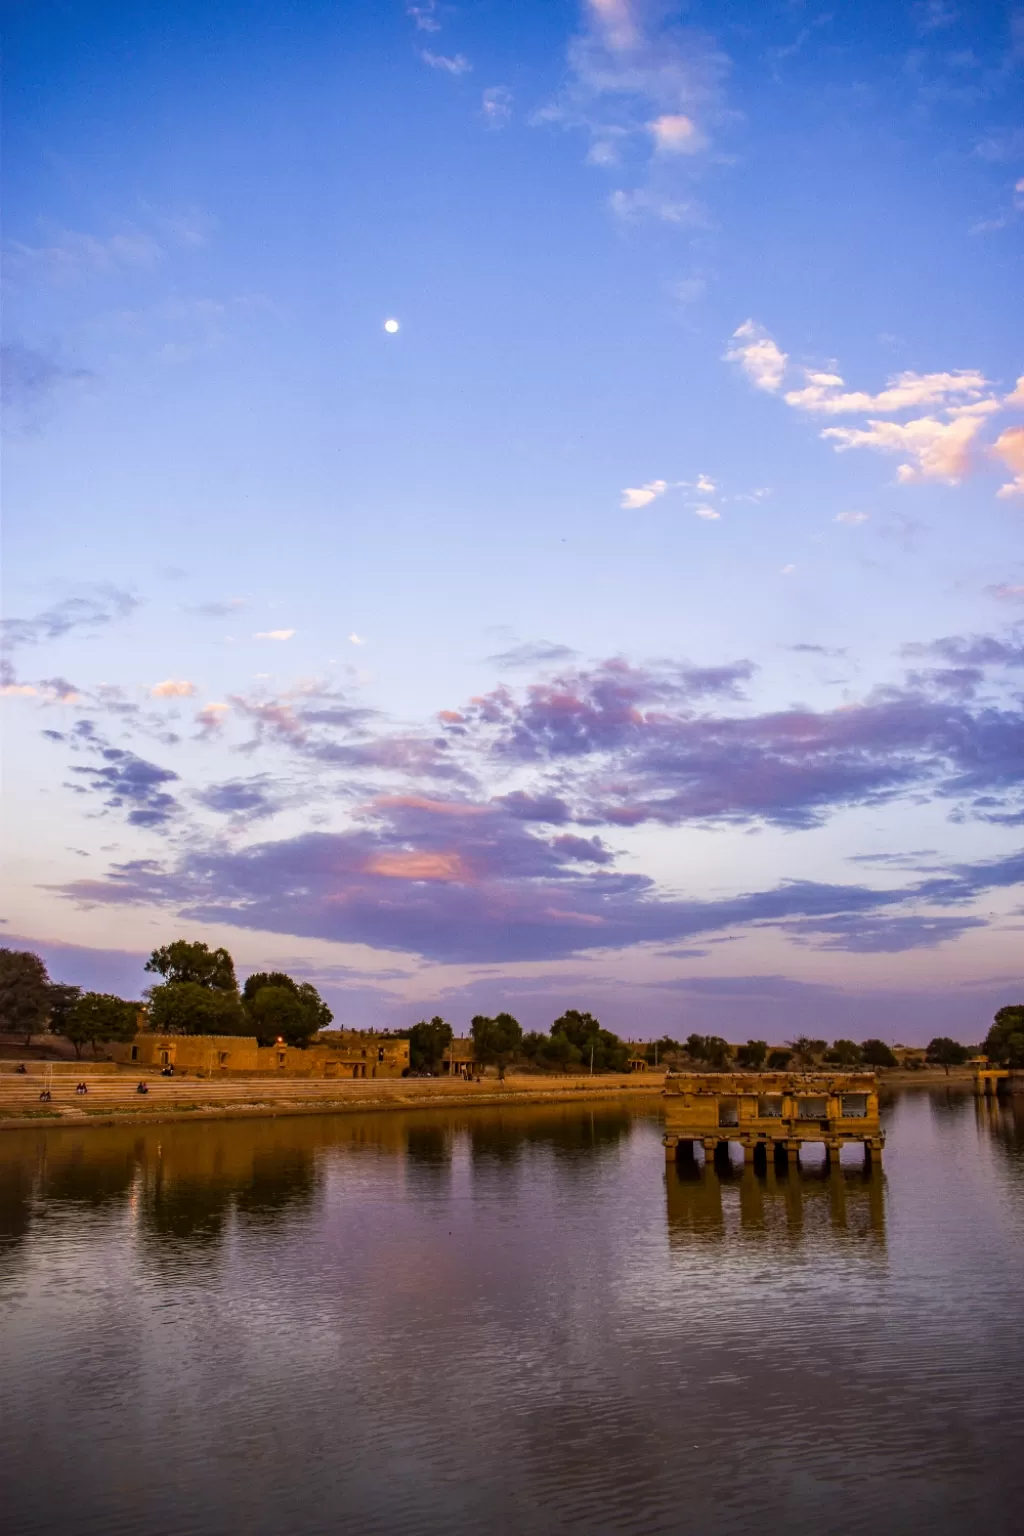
[{"x1": 383, "y1": 318, "x2": 399, "y2": 334}]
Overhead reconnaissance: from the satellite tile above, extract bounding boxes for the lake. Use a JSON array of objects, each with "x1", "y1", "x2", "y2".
[{"x1": 1, "y1": 1089, "x2": 1022, "y2": 1535}]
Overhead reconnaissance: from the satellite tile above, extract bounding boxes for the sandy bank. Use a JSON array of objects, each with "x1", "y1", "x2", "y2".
[{"x1": 0, "y1": 1074, "x2": 666, "y2": 1131}]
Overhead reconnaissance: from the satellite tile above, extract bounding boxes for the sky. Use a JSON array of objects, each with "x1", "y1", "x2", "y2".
[{"x1": 2, "y1": 0, "x2": 1023, "y2": 1043}]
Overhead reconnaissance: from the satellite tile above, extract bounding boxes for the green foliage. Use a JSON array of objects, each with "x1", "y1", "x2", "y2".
[
  {"x1": 242, "y1": 972, "x2": 332, "y2": 1046},
  {"x1": 766, "y1": 1048, "x2": 793, "y2": 1069},
  {"x1": 552, "y1": 1009, "x2": 628, "y2": 1072},
  {"x1": 145, "y1": 941, "x2": 237, "y2": 991},
  {"x1": 64, "y1": 993, "x2": 138, "y2": 1058},
  {"x1": 46, "y1": 982, "x2": 83, "y2": 1036},
  {"x1": 471, "y1": 1012, "x2": 524, "y2": 1079},
  {"x1": 787, "y1": 1036, "x2": 827, "y2": 1068},
  {"x1": 735, "y1": 1039, "x2": 768, "y2": 1069},
  {"x1": 861, "y1": 1038, "x2": 898, "y2": 1069},
  {"x1": 925, "y1": 1036, "x2": 969, "y2": 1072},
  {"x1": 984, "y1": 1006, "x2": 1024, "y2": 1068},
  {"x1": 825, "y1": 1039, "x2": 864, "y2": 1066},
  {"x1": 685, "y1": 1033, "x2": 732, "y2": 1069},
  {"x1": 0, "y1": 948, "x2": 52, "y2": 1044},
  {"x1": 146, "y1": 981, "x2": 248, "y2": 1037},
  {"x1": 408, "y1": 1016, "x2": 454, "y2": 1072}
]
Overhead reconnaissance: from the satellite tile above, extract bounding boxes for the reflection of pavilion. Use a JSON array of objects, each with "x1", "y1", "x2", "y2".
[{"x1": 664, "y1": 1156, "x2": 885, "y2": 1247}]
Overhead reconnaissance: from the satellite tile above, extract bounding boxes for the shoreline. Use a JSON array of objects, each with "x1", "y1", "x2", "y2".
[{"x1": 0, "y1": 1077, "x2": 666, "y2": 1132}]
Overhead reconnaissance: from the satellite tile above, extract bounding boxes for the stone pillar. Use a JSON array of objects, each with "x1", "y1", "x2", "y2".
[
  {"x1": 703, "y1": 1138, "x2": 719, "y2": 1165},
  {"x1": 742, "y1": 1141, "x2": 757, "y2": 1163},
  {"x1": 786, "y1": 1141, "x2": 801, "y2": 1165},
  {"x1": 663, "y1": 1135, "x2": 679, "y2": 1161},
  {"x1": 866, "y1": 1138, "x2": 884, "y2": 1165}
]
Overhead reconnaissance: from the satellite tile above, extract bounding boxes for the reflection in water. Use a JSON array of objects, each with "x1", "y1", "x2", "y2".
[
  {"x1": 975, "y1": 1091, "x2": 1024, "y2": 1163},
  {"x1": 665, "y1": 1159, "x2": 885, "y2": 1248},
  {"x1": 1, "y1": 1090, "x2": 1022, "y2": 1536}
]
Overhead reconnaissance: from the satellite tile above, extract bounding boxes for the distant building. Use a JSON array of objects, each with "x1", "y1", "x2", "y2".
[
  {"x1": 110, "y1": 1031, "x2": 410, "y2": 1079},
  {"x1": 441, "y1": 1038, "x2": 481, "y2": 1078}
]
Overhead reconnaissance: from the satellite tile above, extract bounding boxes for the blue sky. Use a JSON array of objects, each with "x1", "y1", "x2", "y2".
[{"x1": 3, "y1": 0, "x2": 1023, "y2": 1041}]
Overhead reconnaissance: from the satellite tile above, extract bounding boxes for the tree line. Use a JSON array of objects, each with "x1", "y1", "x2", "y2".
[
  {"x1": 408, "y1": 1009, "x2": 632, "y2": 1079},
  {"x1": 0, "y1": 941, "x2": 332, "y2": 1057},
  {"x1": 2, "y1": 942, "x2": 1021, "y2": 1070}
]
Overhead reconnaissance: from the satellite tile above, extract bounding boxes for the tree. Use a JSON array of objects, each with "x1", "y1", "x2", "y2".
[
  {"x1": 46, "y1": 983, "x2": 83, "y2": 1037},
  {"x1": 788, "y1": 1036, "x2": 827, "y2": 1069},
  {"x1": 146, "y1": 982, "x2": 248, "y2": 1037},
  {"x1": 861, "y1": 1039, "x2": 898, "y2": 1069},
  {"x1": 926, "y1": 1037, "x2": 969, "y2": 1074},
  {"x1": 984, "y1": 1006, "x2": 1024, "y2": 1068},
  {"x1": 242, "y1": 973, "x2": 333, "y2": 1047},
  {"x1": 825, "y1": 1039, "x2": 864, "y2": 1067},
  {"x1": 64, "y1": 993, "x2": 138, "y2": 1058},
  {"x1": 145, "y1": 941, "x2": 237, "y2": 991},
  {"x1": 736, "y1": 1039, "x2": 768, "y2": 1070},
  {"x1": 0, "y1": 948, "x2": 52, "y2": 1046},
  {"x1": 551, "y1": 1009, "x2": 628, "y2": 1073},
  {"x1": 471, "y1": 1012, "x2": 523, "y2": 1080},
  {"x1": 684, "y1": 1033, "x2": 732, "y2": 1070},
  {"x1": 408, "y1": 1016, "x2": 454, "y2": 1072},
  {"x1": 767, "y1": 1048, "x2": 792, "y2": 1069}
]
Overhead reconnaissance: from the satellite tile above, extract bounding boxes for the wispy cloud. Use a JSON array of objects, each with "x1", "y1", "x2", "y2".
[
  {"x1": 821, "y1": 413, "x2": 989, "y2": 484},
  {"x1": 150, "y1": 679, "x2": 197, "y2": 699},
  {"x1": 1, "y1": 343, "x2": 93, "y2": 425},
  {"x1": 1, "y1": 586, "x2": 140, "y2": 652},
  {"x1": 726, "y1": 321, "x2": 1019, "y2": 489},
  {"x1": 421, "y1": 50, "x2": 471, "y2": 75},
  {"x1": 254, "y1": 628, "x2": 296, "y2": 641},
  {"x1": 621, "y1": 478, "x2": 667, "y2": 509},
  {"x1": 407, "y1": 1, "x2": 440, "y2": 32},
  {"x1": 482, "y1": 86, "x2": 513, "y2": 125},
  {"x1": 835, "y1": 510, "x2": 870, "y2": 524},
  {"x1": 536, "y1": 0, "x2": 728, "y2": 221},
  {"x1": 8, "y1": 223, "x2": 163, "y2": 283},
  {"x1": 725, "y1": 320, "x2": 788, "y2": 392},
  {"x1": 993, "y1": 425, "x2": 1024, "y2": 497},
  {"x1": 184, "y1": 598, "x2": 247, "y2": 617}
]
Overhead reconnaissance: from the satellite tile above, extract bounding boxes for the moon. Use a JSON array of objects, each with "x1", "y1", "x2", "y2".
[{"x1": 383, "y1": 318, "x2": 399, "y2": 334}]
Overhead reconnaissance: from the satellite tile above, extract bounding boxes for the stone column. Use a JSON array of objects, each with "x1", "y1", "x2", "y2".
[
  {"x1": 663, "y1": 1135, "x2": 679, "y2": 1161},
  {"x1": 786, "y1": 1141, "x2": 801, "y2": 1165}
]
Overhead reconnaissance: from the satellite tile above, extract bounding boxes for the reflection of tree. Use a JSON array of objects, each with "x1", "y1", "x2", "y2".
[
  {"x1": 468, "y1": 1108, "x2": 631, "y2": 1171},
  {"x1": 0, "y1": 1154, "x2": 34, "y2": 1255},
  {"x1": 137, "y1": 1123, "x2": 319, "y2": 1260},
  {"x1": 929, "y1": 1089, "x2": 976, "y2": 1125},
  {"x1": 665, "y1": 1161, "x2": 885, "y2": 1250},
  {"x1": 975, "y1": 1094, "x2": 1024, "y2": 1166}
]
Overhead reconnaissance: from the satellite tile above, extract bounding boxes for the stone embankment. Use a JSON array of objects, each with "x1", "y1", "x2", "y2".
[{"x1": 0, "y1": 1069, "x2": 666, "y2": 1130}]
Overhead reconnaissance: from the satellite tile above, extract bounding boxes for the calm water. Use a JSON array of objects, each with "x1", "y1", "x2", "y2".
[{"x1": 1, "y1": 1091, "x2": 1022, "y2": 1536}]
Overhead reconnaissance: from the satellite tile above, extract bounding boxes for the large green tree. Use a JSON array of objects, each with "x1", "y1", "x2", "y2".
[
  {"x1": 408, "y1": 1015, "x2": 453, "y2": 1072},
  {"x1": 861, "y1": 1039, "x2": 898, "y2": 1069},
  {"x1": 145, "y1": 941, "x2": 237, "y2": 991},
  {"x1": 787, "y1": 1036, "x2": 827, "y2": 1068},
  {"x1": 984, "y1": 1006, "x2": 1024, "y2": 1068},
  {"x1": 64, "y1": 993, "x2": 138, "y2": 1058},
  {"x1": 736, "y1": 1039, "x2": 768, "y2": 1069},
  {"x1": 552, "y1": 1009, "x2": 628, "y2": 1073},
  {"x1": 46, "y1": 983, "x2": 83, "y2": 1037},
  {"x1": 926, "y1": 1036, "x2": 969, "y2": 1073},
  {"x1": 0, "y1": 948, "x2": 52, "y2": 1046},
  {"x1": 471, "y1": 1012, "x2": 523, "y2": 1080},
  {"x1": 825, "y1": 1039, "x2": 864, "y2": 1067},
  {"x1": 685, "y1": 1033, "x2": 732, "y2": 1070},
  {"x1": 242, "y1": 973, "x2": 332, "y2": 1047},
  {"x1": 146, "y1": 981, "x2": 248, "y2": 1037}
]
